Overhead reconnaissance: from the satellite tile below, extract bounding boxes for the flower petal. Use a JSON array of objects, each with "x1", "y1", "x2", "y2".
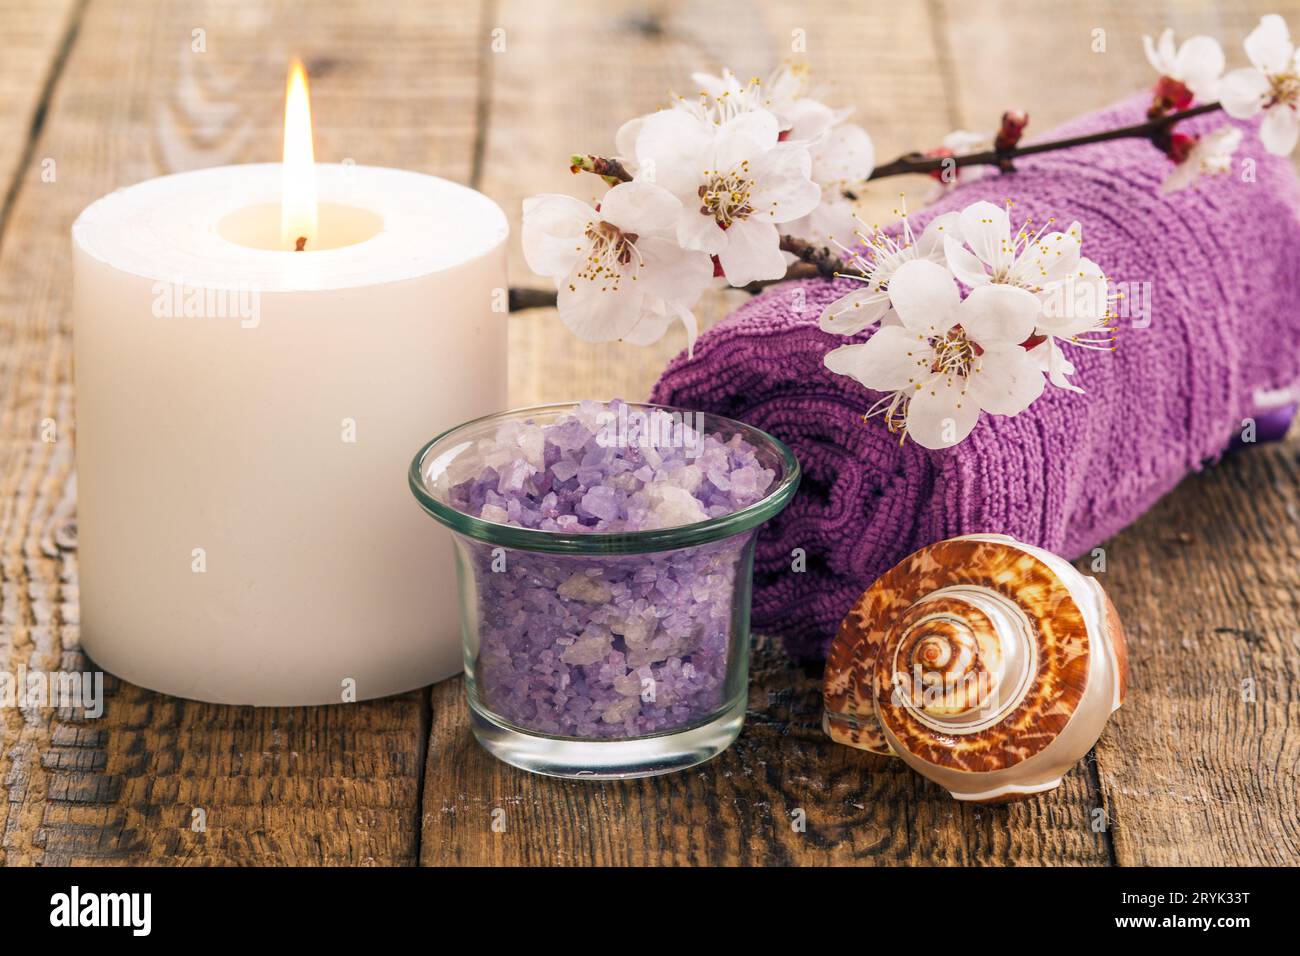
[
  {"x1": 959, "y1": 284, "x2": 1041, "y2": 346},
  {"x1": 748, "y1": 144, "x2": 821, "y2": 223},
  {"x1": 623, "y1": 300, "x2": 699, "y2": 355},
  {"x1": 621, "y1": 302, "x2": 673, "y2": 346},
  {"x1": 1203, "y1": 125, "x2": 1243, "y2": 170},
  {"x1": 713, "y1": 109, "x2": 781, "y2": 169},
  {"x1": 1244, "y1": 14, "x2": 1294, "y2": 74},
  {"x1": 1220, "y1": 67, "x2": 1270, "y2": 118},
  {"x1": 1260, "y1": 104, "x2": 1300, "y2": 156},
  {"x1": 521, "y1": 194, "x2": 595, "y2": 278},
  {"x1": 957, "y1": 200, "x2": 1011, "y2": 270},
  {"x1": 824, "y1": 325, "x2": 928, "y2": 392},
  {"x1": 728, "y1": 106, "x2": 782, "y2": 147},
  {"x1": 887, "y1": 259, "x2": 961, "y2": 335},
  {"x1": 967, "y1": 346, "x2": 1046, "y2": 416},
  {"x1": 906, "y1": 377, "x2": 980, "y2": 449},
  {"x1": 716, "y1": 219, "x2": 786, "y2": 285},
  {"x1": 677, "y1": 206, "x2": 728, "y2": 254},
  {"x1": 1031, "y1": 338, "x2": 1084, "y2": 394},
  {"x1": 557, "y1": 265, "x2": 645, "y2": 342},
  {"x1": 818, "y1": 285, "x2": 891, "y2": 335},
  {"x1": 690, "y1": 69, "x2": 738, "y2": 100},
  {"x1": 1142, "y1": 31, "x2": 1168, "y2": 74},
  {"x1": 783, "y1": 98, "x2": 838, "y2": 143},
  {"x1": 1160, "y1": 157, "x2": 1200, "y2": 194},
  {"x1": 599, "y1": 180, "x2": 682, "y2": 235},
  {"x1": 1019, "y1": 227, "x2": 1082, "y2": 288},
  {"x1": 1158, "y1": 28, "x2": 1177, "y2": 70},
  {"x1": 916, "y1": 212, "x2": 959, "y2": 260},
  {"x1": 944, "y1": 234, "x2": 991, "y2": 288},
  {"x1": 1039, "y1": 257, "x2": 1110, "y2": 334},
  {"x1": 1176, "y1": 35, "x2": 1226, "y2": 99},
  {"x1": 811, "y1": 123, "x2": 875, "y2": 183},
  {"x1": 614, "y1": 116, "x2": 644, "y2": 167},
  {"x1": 634, "y1": 108, "x2": 715, "y2": 195},
  {"x1": 635, "y1": 235, "x2": 714, "y2": 303},
  {"x1": 941, "y1": 129, "x2": 993, "y2": 154},
  {"x1": 785, "y1": 196, "x2": 860, "y2": 248}
]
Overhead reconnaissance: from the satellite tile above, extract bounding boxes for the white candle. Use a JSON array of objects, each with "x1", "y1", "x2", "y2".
[{"x1": 71, "y1": 161, "x2": 507, "y2": 704}]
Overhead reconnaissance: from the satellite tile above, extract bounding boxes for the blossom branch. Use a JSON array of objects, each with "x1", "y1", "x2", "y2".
[
  {"x1": 508, "y1": 239, "x2": 826, "y2": 312},
  {"x1": 867, "y1": 101, "x2": 1223, "y2": 179},
  {"x1": 515, "y1": 102, "x2": 1227, "y2": 312},
  {"x1": 518, "y1": 18, "x2": 1293, "y2": 446}
]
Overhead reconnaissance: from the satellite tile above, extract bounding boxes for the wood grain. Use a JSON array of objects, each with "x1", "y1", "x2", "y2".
[
  {"x1": 1091, "y1": 440, "x2": 1300, "y2": 865},
  {"x1": 0, "y1": 0, "x2": 1296, "y2": 867},
  {"x1": 423, "y1": 0, "x2": 1300, "y2": 866},
  {"x1": 0, "y1": 0, "x2": 81, "y2": 224},
  {"x1": 423, "y1": 0, "x2": 1110, "y2": 866},
  {"x1": 938, "y1": 0, "x2": 1289, "y2": 135},
  {"x1": 0, "y1": 0, "x2": 485, "y2": 866},
  {"x1": 422, "y1": 633, "x2": 1112, "y2": 866},
  {"x1": 936, "y1": 0, "x2": 1300, "y2": 868}
]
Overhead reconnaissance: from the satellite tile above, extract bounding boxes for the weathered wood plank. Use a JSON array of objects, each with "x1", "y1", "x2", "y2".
[
  {"x1": 1, "y1": 0, "x2": 1295, "y2": 868},
  {"x1": 937, "y1": 0, "x2": 1300, "y2": 868},
  {"x1": 0, "y1": 0, "x2": 485, "y2": 866},
  {"x1": 420, "y1": 440, "x2": 1300, "y2": 866},
  {"x1": 938, "y1": 0, "x2": 1293, "y2": 137},
  {"x1": 422, "y1": 634, "x2": 1111, "y2": 865},
  {"x1": 1088, "y1": 438, "x2": 1300, "y2": 865},
  {"x1": 425, "y1": 0, "x2": 1112, "y2": 866},
  {"x1": 0, "y1": 0, "x2": 82, "y2": 226}
]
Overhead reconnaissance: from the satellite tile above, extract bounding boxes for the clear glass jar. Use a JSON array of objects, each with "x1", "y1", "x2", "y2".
[{"x1": 409, "y1": 402, "x2": 800, "y2": 779}]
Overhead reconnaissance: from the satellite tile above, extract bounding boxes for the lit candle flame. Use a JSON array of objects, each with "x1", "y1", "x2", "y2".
[{"x1": 281, "y1": 58, "x2": 317, "y2": 250}]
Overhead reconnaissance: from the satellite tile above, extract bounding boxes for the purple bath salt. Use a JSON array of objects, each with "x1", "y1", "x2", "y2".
[{"x1": 443, "y1": 400, "x2": 776, "y2": 739}]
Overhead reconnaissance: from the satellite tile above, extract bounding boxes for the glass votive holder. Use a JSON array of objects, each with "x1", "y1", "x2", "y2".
[{"x1": 409, "y1": 402, "x2": 800, "y2": 779}]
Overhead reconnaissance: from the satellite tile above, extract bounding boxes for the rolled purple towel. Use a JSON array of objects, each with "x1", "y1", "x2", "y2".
[{"x1": 651, "y1": 95, "x2": 1300, "y2": 660}]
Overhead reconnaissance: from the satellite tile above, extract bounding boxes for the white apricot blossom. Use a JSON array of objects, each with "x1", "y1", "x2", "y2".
[
  {"x1": 818, "y1": 208, "x2": 958, "y2": 335},
  {"x1": 945, "y1": 200, "x2": 1114, "y2": 391},
  {"x1": 782, "y1": 121, "x2": 876, "y2": 247},
  {"x1": 1161, "y1": 125, "x2": 1243, "y2": 194},
  {"x1": 1221, "y1": 14, "x2": 1300, "y2": 155},
  {"x1": 824, "y1": 259, "x2": 1045, "y2": 449},
  {"x1": 619, "y1": 65, "x2": 874, "y2": 249},
  {"x1": 943, "y1": 200, "x2": 1087, "y2": 300},
  {"x1": 521, "y1": 180, "x2": 713, "y2": 350},
  {"x1": 1143, "y1": 28, "x2": 1226, "y2": 100},
  {"x1": 630, "y1": 108, "x2": 821, "y2": 285}
]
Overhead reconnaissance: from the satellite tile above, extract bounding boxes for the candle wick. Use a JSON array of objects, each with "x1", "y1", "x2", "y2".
[{"x1": 295, "y1": 236, "x2": 308, "y2": 252}]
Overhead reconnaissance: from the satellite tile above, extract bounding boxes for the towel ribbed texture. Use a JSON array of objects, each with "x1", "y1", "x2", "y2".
[{"x1": 651, "y1": 95, "x2": 1300, "y2": 659}]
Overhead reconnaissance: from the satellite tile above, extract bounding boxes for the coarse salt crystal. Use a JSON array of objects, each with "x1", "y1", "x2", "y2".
[{"x1": 444, "y1": 400, "x2": 777, "y2": 740}]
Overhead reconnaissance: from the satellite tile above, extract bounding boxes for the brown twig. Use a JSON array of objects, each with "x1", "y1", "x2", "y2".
[
  {"x1": 778, "y1": 235, "x2": 843, "y2": 279},
  {"x1": 566, "y1": 103, "x2": 1224, "y2": 188},
  {"x1": 867, "y1": 101, "x2": 1222, "y2": 179},
  {"x1": 739, "y1": 262, "x2": 825, "y2": 294}
]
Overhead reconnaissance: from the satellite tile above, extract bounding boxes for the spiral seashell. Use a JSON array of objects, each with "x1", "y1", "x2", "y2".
[{"x1": 823, "y1": 534, "x2": 1127, "y2": 802}]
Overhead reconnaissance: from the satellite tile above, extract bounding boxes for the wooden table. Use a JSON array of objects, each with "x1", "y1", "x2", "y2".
[{"x1": 1, "y1": 0, "x2": 1297, "y2": 866}]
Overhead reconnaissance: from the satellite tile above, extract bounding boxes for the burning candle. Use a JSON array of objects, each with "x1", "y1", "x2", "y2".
[{"x1": 70, "y1": 62, "x2": 508, "y2": 705}]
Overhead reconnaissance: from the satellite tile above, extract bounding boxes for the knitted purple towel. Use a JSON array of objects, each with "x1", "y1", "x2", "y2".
[{"x1": 651, "y1": 95, "x2": 1300, "y2": 660}]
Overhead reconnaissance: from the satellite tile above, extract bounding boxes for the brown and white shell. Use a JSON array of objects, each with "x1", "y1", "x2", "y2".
[{"x1": 823, "y1": 534, "x2": 1127, "y2": 803}]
